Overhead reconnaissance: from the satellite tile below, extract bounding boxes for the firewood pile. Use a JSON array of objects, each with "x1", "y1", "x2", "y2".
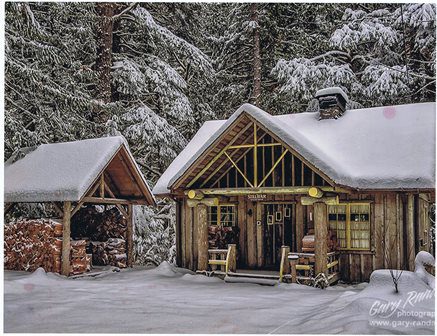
[
  {"x1": 4, "y1": 219, "x2": 91, "y2": 275},
  {"x1": 73, "y1": 206, "x2": 128, "y2": 268},
  {"x1": 302, "y1": 229, "x2": 338, "y2": 252},
  {"x1": 91, "y1": 238, "x2": 127, "y2": 268},
  {"x1": 72, "y1": 206, "x2": 126, "y2": 241},
  {"x1": 70, "y1": 240, "x2": 92, "y2": 275},
  {"x1": 208, "y1": 226, "x2": 239, "y2": 249}
]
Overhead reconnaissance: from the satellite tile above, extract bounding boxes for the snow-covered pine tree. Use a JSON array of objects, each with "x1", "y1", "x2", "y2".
[
  {"x1": 105, "y1": 4, "x2": 216, "y2": 266},
  {"x1": 5, "y1": 2, "x2": 99, "y2": 157},
  {"x1": 271, "y1": 3, "x2": 436, "y2": 109}
]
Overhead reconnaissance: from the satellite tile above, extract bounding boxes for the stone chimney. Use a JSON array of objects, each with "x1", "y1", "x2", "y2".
[{"x1": 315, "y1": 87, "x2": 348, "y2": 120}]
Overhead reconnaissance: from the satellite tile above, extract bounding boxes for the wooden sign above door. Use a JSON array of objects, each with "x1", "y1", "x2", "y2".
[{"x1": 247, "y1": 194, "x2": 267, "y2": 201}]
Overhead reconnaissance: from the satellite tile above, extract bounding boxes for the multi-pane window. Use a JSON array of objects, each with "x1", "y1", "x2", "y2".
[
  {"x1": 328, "y1": 203, "x2": 371, "y2": 250},
  {"x1": 208, "y1": 205, "x2": 236, "y2": 227}
]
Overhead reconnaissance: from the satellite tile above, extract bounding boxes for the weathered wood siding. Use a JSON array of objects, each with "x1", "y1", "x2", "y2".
[{"x1": 176, "y1": 191, "x2": 434, "y2": 283}]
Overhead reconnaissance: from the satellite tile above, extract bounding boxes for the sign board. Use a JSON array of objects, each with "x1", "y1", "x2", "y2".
[{"x1": 247, "y1": 194, "x2": 267, "y2": 201}]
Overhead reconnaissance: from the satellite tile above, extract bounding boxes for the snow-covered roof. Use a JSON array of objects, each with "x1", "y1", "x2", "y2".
[
  {"x1": 153, "y1": 102, "x2": 435, "y2": 195},
  {"x1": 5, "y1": 136, "x2": 155, "y2": 204}
]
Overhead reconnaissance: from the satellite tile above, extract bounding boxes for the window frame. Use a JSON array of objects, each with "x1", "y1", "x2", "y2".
[
  {"x1": 328, "y1": 202, "x2": 371, "y2": 251},
  {"x1": 207, "y1": 204, "x2": 237, "y2": 227}
]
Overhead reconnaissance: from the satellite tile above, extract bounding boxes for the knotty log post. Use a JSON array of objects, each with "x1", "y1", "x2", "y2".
[
  {"x1": 61, "y1": 201, "x2": 72, "y2": 276},
  {"x1": 289, "y1": 254, "x2": 298, "y2": 283},
  {"x1": 127, "y1": 203, "x2": 134, "y2": 267},
  {"x1": 197, "y1": 204, "x2": 208, "y2": 271},
  {"x1": 314, "y1": 202, "x2": 328, "y2": 275},
  {"x1": 281, "y1": 245, "x2": 290, "y2": 275},
  {"x1": 406, "y1": 194, "x2": 415, "y2": 271},
  {"x1": 256, "y1": 203, "x2": 263, "y2": 267},
  {"x1": 227, "y1": 244, "x2": 237, "y2": 273}
]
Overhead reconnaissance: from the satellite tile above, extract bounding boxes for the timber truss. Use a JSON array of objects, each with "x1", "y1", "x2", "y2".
[{"x1": 183, "y1": 118, "x2": 331, "y2": 190}]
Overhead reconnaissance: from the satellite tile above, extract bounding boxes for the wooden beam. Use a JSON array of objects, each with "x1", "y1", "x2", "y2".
[
  {"x1": 100, "y1": 174, "x2": 105, "y2": 198},
  {"x1": 61, "y1": 201, "x2": 72, "y2": 276},
  {"x1": 71, "y1": 201, "x2": 85, "y2": 218},
  {"x1": 301, "y1": 196, "x2": 339, "y2": 206},
  {"x1": 207, "y1": 132, "x2": 269, "y2": 188},
  {"x1": 187, "y1": 198, "x2": 220, "y2": 208},
  {"x1": 200, "y1": 128, "x2": 260, "y2": 188},
  {"x1": 187, "y1": 122, "x2": 253, "y2": 188},
  {"x1": 224, "y1": 151, "x2": 254, "y2": 188},
  {"x1": 127, "y1": 203, "x2": 134, "y2": 267},
  {"x1": 244, "y1": 114, "x2": 337, "y2": 188},
  {"x1": 85, "y1": 179, "x2": 102, "y2": 198},
  {"x1": 197, "y1": 204, "x2": 209, "y2": 271},
  {"x1": 115, "y1": 203, "x2": 129, "y2": 219},
  {"x1": 228, "y1": 143, "x2": 282, "y2": 149},
  {"x1": 198, "y1": 186, "x2": 349, "y2": 196},
  {"x1": 314, "y1": 202, "x2": 327, "y2": 275},
  {"x1": 82, "y1": 196, "x2": 130, "y2": 205},
  {"x1": 259, "y1": 149, "x2": 288, "y2": 187}
]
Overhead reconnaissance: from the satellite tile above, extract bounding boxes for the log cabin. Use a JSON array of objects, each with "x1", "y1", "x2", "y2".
[{"x1": 153, "y1": 88, "x2": 435, "y2": 283}]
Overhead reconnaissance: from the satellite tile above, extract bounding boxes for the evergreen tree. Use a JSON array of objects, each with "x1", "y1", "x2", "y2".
[{"x1": 271, "y1": 4, "x2": 436, "y2": 109}]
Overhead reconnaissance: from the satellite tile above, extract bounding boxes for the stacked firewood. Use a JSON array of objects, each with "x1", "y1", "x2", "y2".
[
  {"x1": 4, "y1": 219, "x2": 91, "y2": 275},
  {"x1": 72, "y1": 206, "x2": 126, "y2": 241},
  {"x1": 70, "y1": 240, "x2": 92, "y2": 275},
  {"x1": 4, "y1": 219, "x2": 62, "y2": 272},
  {"x1": 107, "y1": 238, "x2": 127, "y2": 268},
  {"x1": 208, "y1": 226, "x2": 239, "y2": 249},
  {"x1": 73, "y1": 206, "x2": 128, "y2": 269},
  {"x1": 302, "y1": 229, "x2": 338, "y2": 252},
  {"x1": 91, "y1": 239, "x2": 127, "y2": 267}
]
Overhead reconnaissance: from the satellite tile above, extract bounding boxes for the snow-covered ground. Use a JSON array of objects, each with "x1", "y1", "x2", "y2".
[{"x1": 4, "y1": 263, "x2": 435, "y2": 334}]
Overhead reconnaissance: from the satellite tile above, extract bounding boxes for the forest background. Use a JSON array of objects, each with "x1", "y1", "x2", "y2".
[{"x1": 5, "y1": 2, "x2": 436, "y2": 264}]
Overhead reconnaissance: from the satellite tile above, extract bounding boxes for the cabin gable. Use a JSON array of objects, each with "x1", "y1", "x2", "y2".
[{"x1": 172, "y1": 113, "x2": 333, "y2": 191}]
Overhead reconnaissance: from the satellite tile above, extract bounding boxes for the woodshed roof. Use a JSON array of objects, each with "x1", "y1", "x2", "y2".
[{"x1": 5, "y1": 136, "x2": 156, "y2": 205}]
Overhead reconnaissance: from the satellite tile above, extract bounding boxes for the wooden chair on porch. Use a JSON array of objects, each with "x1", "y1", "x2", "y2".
[{"x1": 207, "y1": 244, "x2": 237, "y2": 275}]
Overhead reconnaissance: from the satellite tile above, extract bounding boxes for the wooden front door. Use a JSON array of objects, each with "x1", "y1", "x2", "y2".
[{"x1": 263, "y1": 203, "x2": 293, "y2": 269}]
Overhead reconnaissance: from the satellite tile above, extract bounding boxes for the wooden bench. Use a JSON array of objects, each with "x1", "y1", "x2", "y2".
[{"x1": 208, "y1": 244, "x2": 236, "y2": 274}]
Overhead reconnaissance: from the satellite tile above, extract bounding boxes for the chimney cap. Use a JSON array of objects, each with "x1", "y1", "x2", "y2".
[{"x1": 315, "y1": 87, "x2": 348, "y2": 102}]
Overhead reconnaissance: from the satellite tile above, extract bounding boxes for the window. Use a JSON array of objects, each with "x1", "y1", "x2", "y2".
[
  {"x1": 328, "y1": 203, "x2": 371, "y2": 250},
  {"x1": 208, "y1": 205, "x2": 237, "y2": 227}
]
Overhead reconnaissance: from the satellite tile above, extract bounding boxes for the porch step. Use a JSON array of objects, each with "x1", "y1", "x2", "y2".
[
  {"x1": 227, "y1": 271, "x2": 280, "y2": 281},
  {"x1": 224, "y1": 275, "x2": 278, "y2": 286}
]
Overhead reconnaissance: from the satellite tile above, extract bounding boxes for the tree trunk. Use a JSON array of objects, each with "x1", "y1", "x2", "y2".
[
  {"x1": 249, "y1": 3, "x2": 261, "y2": 106},
  {"x1": 95, "y1": 3, "x2": 115, "y2": 122}
]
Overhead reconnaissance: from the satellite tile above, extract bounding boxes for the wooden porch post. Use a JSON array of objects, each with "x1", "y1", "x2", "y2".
[
  {"x1": 61, "y1": 201, "x2": 71, "y2": 276},
  {"x1": 406, "y1": 194, "x2": 415, "y2": 271},
  {"x1": 197, "y1": 204, "x2": 208, "y2": 271},
  {"x1": 127, "y1": 203, "x2": 134, "y2": 267},
  {"x1": 314, "y1": 202, "x2": 328, "y2": 275}
]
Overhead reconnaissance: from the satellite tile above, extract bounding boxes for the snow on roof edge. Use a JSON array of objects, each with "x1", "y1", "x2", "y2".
[
  {"x1": 5, "y1": 135, "x2": 156, "y2": 204},
  {"x1": 157, "y1": 102, "x2": 435, "y2": 194}
]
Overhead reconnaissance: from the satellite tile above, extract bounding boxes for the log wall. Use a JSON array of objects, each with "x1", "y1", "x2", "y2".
[{"x1": 176, "y1": 191, "x2": 434, "y2": 283}]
